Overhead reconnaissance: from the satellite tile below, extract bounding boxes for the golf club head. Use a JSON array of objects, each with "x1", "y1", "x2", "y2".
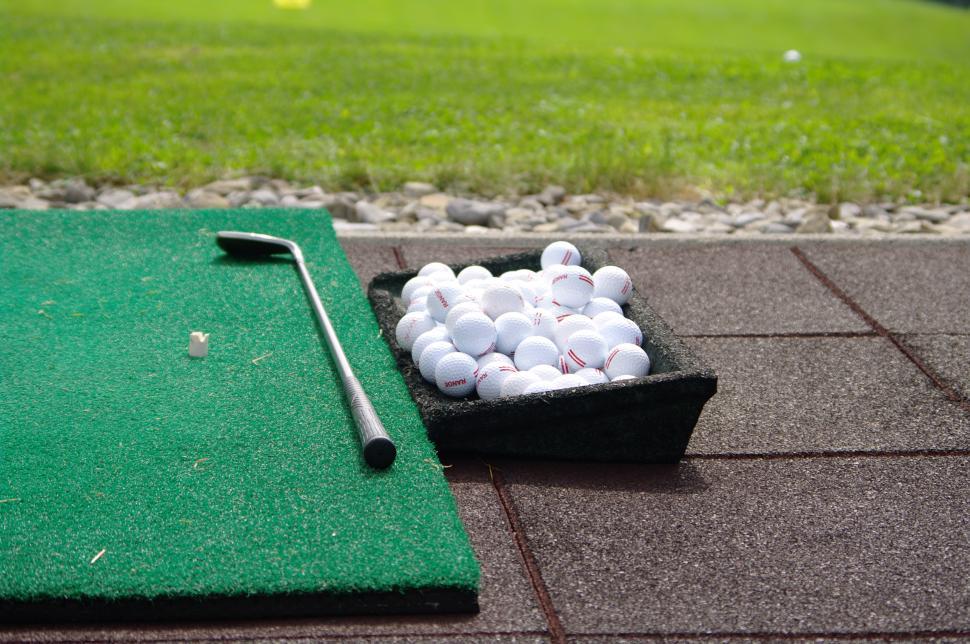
[{"x1": 216, "y1": 231, "x2": 298, "y2": 259}]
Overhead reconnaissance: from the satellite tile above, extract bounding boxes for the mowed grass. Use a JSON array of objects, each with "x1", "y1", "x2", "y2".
[{"x1": 1, "y1": 0, "x2": 969, "y2": 201}]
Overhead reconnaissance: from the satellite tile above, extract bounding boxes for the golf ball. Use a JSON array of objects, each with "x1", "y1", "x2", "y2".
[
  {"x1": 481, "y1": 283, "x2": 524, "y2": 320},
  {"x1": 418, "y1": 262, "x2": 454, "y2": 278},
  {"x1": 435, "y1": 352, "x2": 478, "y2": 397},
  {"x1": 494, "y1": 312, "x2": 533, "y2": 356},
  {"x1": 500, "y1": 371, "x2": 541, "y2": 397},
  {"x1": 553, "y1": 314, "x2": 596, "y2": 351},
  {"x1": 575, "y1": 368, "x2": 609, "y2": 385},
  {"x1": 541, "y1": 241, "x2": 581, "y2": 269},
  {"x1": 426, "y1": 282, "x2": 468, "y2": 322},
  {"x1": 457, "y1": 265, "x2": 492, "y2": 284},
  {"x1": 598, "y1": 316, "x2": 643, "y2": 349},
  {"x1": 452, "y1": 312, "x2": 497, "y2": 357},
  {"x1": 402, "y1": 275, "x2": 432, "y2": 303},
  {"x1": 395, "y1": 311, "x2": 437, "y2": 352},
  {"x1": 603, "y1": 343, "x2": 651, "y2": 380},
  {"x1": 475, "y1": 363, "x2": 518, "y2": 401},
  {"x1": 522, "y1": 381, "x2": 553, "y2": 395},
  {"x1": 529, "y1": 364, "x2": 563, "y2": 381},
  {"x1": 583, "y1": 297, "x2": 623, "y2": 319},
  {"x1": 549, "y1": 374, "x2": 586, "y2": 391},
  {"x1": 530, "y1": 309, "x2": 558, "y2": 342},
  {"x1": 549, "y1": 265, "x2": 595, "y2": 309},
  {"x1": 513, "y1": 336, "x2": 559, "y2": 371},
  {"x1": 412, "y1": 326, "x2": 451, "y2": 366},
  {"x1": 477, "y1": 351, "x2": 515, "y2": 371},
  {"x1": 445, "y1": 301, "x2": 482, "y2": 335},
  {"x1": 592, "y1": 266, "x2": 633, "y2": 305},
  {"x1": 419, "y1": 340, "x2": 456, "y2": 382},
  {"x1": 563, "y1": 329, "x2": 609, "y2": 371}
]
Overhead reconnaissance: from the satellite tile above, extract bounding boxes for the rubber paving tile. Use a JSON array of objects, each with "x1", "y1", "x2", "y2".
[
  {"x1": 796, "y1": 241, "x2": 970, "y2": 334},
  {"x1": 684, "y1": 336, "x2": 970, "y2": 455},
  {"x1": 339, "y1": 239, "x2": 401, "y2": 288},
  {"x1": 606, "y1": 244, "x2": 867, "y2": 335},
  {"x1": 501, "y1": 456, "x2": 970, "y2": 636},
  {"x1": 0, "y1": 460, "x2": 546, "y2": 641},
  {"x1": 900, "y1": 335, "x2": 970, "y2": 401}
]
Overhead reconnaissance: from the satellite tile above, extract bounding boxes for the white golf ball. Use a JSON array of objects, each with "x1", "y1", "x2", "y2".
[
  {"x1": 563, "y1": 329, "x2": 609, "y2": 371},
  {"x1": 603, "y1": 343, "x2": 651, "y2": 379},
  {"x1": 401, "y1": 275, "x2": 432, "y2": 303},
  {"x1": 549, "y1": 264, "x2": 595, "y2": 309},
  {"x1": 549, "y1": 374, "x2": 587, "y2": 391},
  {"x1": 783, "y1": 49, "x2": 802, "y2": 63},
  {"x1": 407, "y1": 298, "x2": 429, "y2": 313},
  {"x1": 395, "y1": 311, "x2": 437, "y2": 351},
  {"x1": 426, "y1": 282, "x2": 468, "y2": 322},
  {"x1": 435, "y1": 352, "x2": 478, "y2": 397},
  {"x1": 575, "y1": 368, "x2": 609, "y2": 385},
  {"x1": 541, "y1": 241, "x2": 582, "y2": 269},
  {"x1": 481, "y1": 283, "x2": 524, "y2": 320},
  {"x1": 553, "y1": 314, "x2": 596, "y2": 351},
  {"x1": 411, "y1": 326, "x2": 451, "y2": 366},
  {"x1": 445, "y1": 301, "x2": 482, "y2": 335},
  {"x1": 419, "y1": 340, "x2": 456, "y2": 382},
  {"x1": 477, "y1": 351, "x2": 515, "y2": 371},
  {"x1": 457, "y1": 265, "x2": 492, "y2": 284},
  {"x1": 418, "y1": 262, "x2": 454, "y2": 278},
  {"x1": 475, "y1": 363, "x2": 518, "y2": 401},
  {"x1": 522, "y1": 381, "x2": 553, "y2": 395},
  {"x1": 513, "y1": 336, "x2": 559, "y2": 371},
  {"x1": 598, "y1": 316, "x2": 643, "y2": 349},
  {"x1": 494, "y1": 312, "x2": 533, "y2": 356},
  {"x1": 592, "y1": 265, "x2": 633, "y2": 305},
  {"x1": 452, "y1": 312, "x2": 497, "y2": 357},
  {"x1": 410, "y1": 284, "x2": 433, "y2": 306},
  {"x1": 529, "y1": 364, "x2": 563, "y2": 381},
  {"x1": 592, "y1": 310, "x2": 625, "y2": 328},
  {"x1": 530, "y1": 309, "x2": 558, "y2": 341},
  {"x1": 583, "y1": 297, "x2": 623, "y2": 319},
  {"x1": 500, "y1": 371, "x2": 541, "y2": 397}
]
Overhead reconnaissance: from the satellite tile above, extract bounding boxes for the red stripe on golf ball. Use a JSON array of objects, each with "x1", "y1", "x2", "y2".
[
  {"x1": 567, "y1": 349, "x2": 586, "y2": 368},
  {"x1": 605, "y1": 348, "x2": 620, "y2": 369}
]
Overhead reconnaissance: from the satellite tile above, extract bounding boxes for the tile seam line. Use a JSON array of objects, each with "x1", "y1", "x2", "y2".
[
  {"x1": 682, "y1": 332, "x2": 876, "y2": 339},
  {"x1": 28, "y1": 629, "x2": 552, "y2": 643},
  {"x1": 790, "y1": 246, "x2": 970, "y2": 414},
  {"x1": 572, "y1": 629, "x2": 970, "y2": 640},
  {"x1": 392, "y1": 245, "x2": 407, "y2": 270},
  {"x1": 686, "y1": 448, "x2": 970, "y2": 461},
  {"x1": 488, "y1": 465, "x2": 566, "y2": 644}
]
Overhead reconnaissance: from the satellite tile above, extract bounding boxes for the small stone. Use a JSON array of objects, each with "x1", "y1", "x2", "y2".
[
  {"x1": 731, "y1": 212, "x2": 763, "y2": 228},
  {"x1": 761, "y1": 222, "x2": 795, "y2": 234},
  {"x1": 203, "y1": 178, "x2": 253, "y2": 195},
  {"x1": 227, "y1": 191, "x2": 250, "y2": 208},
  {"x1": 902, "y1": 206, "x2": 949, "y2": 223},
  {"x1": 703, "y1": 222, "x2": 734, "y2": 234},
  {"x1": 897, "y1": 221, "x2": 930, "y2": 234},
  {"x1": 323, "y1": 195, "x2": 357, "y2": 220},
  {"x1": 569, "y1": 223, "x2": 612, "y2": 233},
  {"x1": 606, "y1": 212, "x2": 631, "y2": 230},
  {"x1": 638, "y1": 214, "x2": 664, "y2": 233},
  {"x1": 532, "y1": 222, "x2": 561, "y2": 233},
  {"x1": 862, "y1": 204, "x2": 889, "y2": 219},
  {"x1": 280, "y1": 195, "x2": 300, "y2": 207},
  {"x1": 294, "y1": 186, "x2": 325, "y2": 199},
  {"x1": 661, "y1": 218, "x2": 696, "y2": 233},
  {"x1": 419, "y1": 193, "x2": 451, "y2": 211},
  {"x1": 403, "y1": 181, "x2": 436, "y2": 198},
  {"x1": 536, "y1": 185, "x2": 566, "y2": 206},
  {"x1": 947, "y1": 213, "x2": 970, "y2": 231},
  {"x1": 837, "y1": 202, "x2": 861, "y2": 219},
  {"x1": 796, "y1": 211, "x2": 832, "y2": 234},
  {"x1": 186, "y1": 189, "x2": 229, "y2": 209},
  {"x1": 249, "y1": 189, "x2": 279, "y2": 206},
  {"x1": 332, "y1": 220, "x2": 379, "y2": 233},
  {"x1": 464, "y1": 225, "x2": 491, "y2": 235},
  {"x1": 295, "y1": 201, "x2": 325, "y2": 210},
  {"x1": 97, "y1": 189, "x2": 137, "y2": 209},
  {"x1": 0, "y1": 186, "x2": 32, "y2": 208},
  {"x1": 355, "y1": 201, "x2": 396, "y2": 224},
  {"x1": 618, "y1": 220, "x2": 638, "y2": 234},
  {"x1": 132, "y1": 191, "x2": 183, "y2": 209},
  {"x1": 445, "y1": 198, "x2": 504, "y2": 226},
  {"x1": 585, "y1": 210, "x2": 609, "y2": 225}
]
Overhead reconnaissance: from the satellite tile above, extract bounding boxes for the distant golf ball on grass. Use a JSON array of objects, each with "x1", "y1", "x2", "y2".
[{"x1": 403, "y1": 242, "x2": 651, "y2": 398}]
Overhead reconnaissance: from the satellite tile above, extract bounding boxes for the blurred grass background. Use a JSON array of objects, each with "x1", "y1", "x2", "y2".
[{"x1": 1, "y1": 0, "x2": 969, "y2": 200}]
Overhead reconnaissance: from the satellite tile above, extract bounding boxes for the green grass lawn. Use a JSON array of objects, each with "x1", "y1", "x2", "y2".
[{"x1": 1, "y1": 0, "x2": 969, "y2": 201}]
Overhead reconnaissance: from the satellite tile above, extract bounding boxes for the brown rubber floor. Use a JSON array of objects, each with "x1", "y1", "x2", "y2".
[{"x1": 4, "y1": 238, "x2": 967, "y2": 643}]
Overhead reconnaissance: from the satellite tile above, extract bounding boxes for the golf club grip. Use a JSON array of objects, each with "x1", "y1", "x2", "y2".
[{"x1": 344, "y1": 376, "x2": 397, "y2": 469}]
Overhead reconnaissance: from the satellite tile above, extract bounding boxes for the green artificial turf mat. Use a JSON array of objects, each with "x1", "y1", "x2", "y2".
[{"x1": 0, "y1": 209, "x2": 478, "y2": 621}]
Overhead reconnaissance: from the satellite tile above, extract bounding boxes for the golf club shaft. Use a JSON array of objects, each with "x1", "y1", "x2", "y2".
[{"x1": 293, "y1": 258, "x2": 395, "y2": 467}]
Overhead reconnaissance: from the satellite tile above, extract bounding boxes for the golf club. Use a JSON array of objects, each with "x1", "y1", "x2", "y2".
[{"x1": 216, "y1": 231, "x2": 396, "y2": 469}]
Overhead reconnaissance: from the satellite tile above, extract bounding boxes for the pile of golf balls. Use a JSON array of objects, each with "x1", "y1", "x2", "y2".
[{"x1": 394, "y1": 241, "x2": 650, "y2": 399}]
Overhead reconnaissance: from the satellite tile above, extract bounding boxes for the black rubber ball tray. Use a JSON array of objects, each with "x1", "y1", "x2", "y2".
[{"x1": 368, "y1": 248, "x2": 717, "y2": 463}]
